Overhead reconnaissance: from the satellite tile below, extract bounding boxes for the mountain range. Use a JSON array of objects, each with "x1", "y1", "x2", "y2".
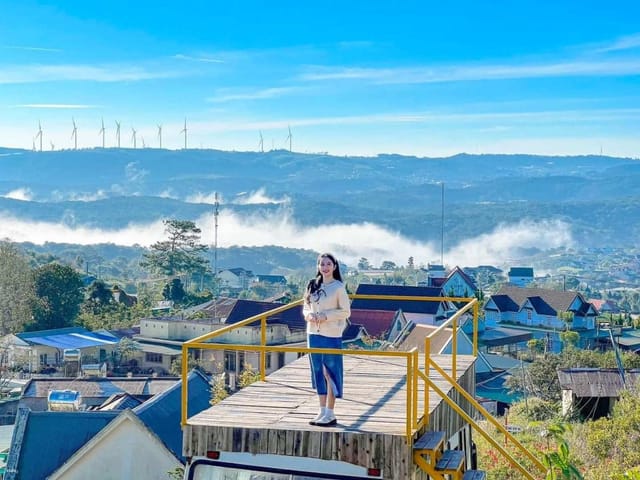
[{"x1": 1, "y1": 147, "x2": 639, "y2": 272}]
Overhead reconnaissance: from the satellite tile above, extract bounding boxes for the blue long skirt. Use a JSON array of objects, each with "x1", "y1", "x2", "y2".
[{"x1": 308, "y1": 334, "x2": 343, "y2": 398}]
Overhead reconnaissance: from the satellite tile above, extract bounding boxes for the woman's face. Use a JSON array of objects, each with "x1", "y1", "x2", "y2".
[{"x1": 318, "y1": 256, "x2": 336, "y2": 279}]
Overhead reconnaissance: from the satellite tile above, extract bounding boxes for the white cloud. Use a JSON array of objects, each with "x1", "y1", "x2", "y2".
[
  {"x1": 2, "y1": 188, "x2": 33, "y2": 201},
  {"x1": 208, "y1": 86, "x2": 303, "y2": 103},
  {"x1": 595, "y1": 33, "x2": 640, "y2": 53},
  {"x1": 14, "y1": 104, "x2": 98, "y2": 109},
  {"x1": 0, "y1": 210, "x2": 572, "y2": 269},
  {"x1": 173, "y1": 53, "x2": 225, "y2": 64},
  {"x1": 234, "y1": 188, "x2": 289, "y2": 205},
  {"x1": 0, "y1": 64, "x2": 183, "y2": 84},
  {"x1": 299, "y1": 58, "x2": 640, "y2": 84}
]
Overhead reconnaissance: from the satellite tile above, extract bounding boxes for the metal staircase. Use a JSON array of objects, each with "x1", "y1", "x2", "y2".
[{"x1": 413, "y1": 430, "x2": 486, "y2": 480}]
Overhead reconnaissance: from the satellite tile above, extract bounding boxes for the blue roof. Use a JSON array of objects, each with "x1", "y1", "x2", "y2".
[
  {"x1": 508, "y1": 267, "x2": 533, "y2": 277},
  {"x1": 225, "y1": 299, "x2": 305, "y2": 330},
  {"x1": 487, "y1": 294, "x2": 519, "y2": 312},
  {"x1": 17, "y1": 327, "x2": 117, "y2": 349},
  {"x1": 5, "y1": 409, "x2": 118, "y2": 480},
  {"x1": 134, "y1": 369, "x2": 211, "y2": 461},
  {"x1": 352, "y1": 284, "x2": 444, "y2": 314},
  {"x1": 527, "y1": 296, "x2": 556, "y2": 315},
  {"x1": 476, "y1": 374, "x2": 522, "y2": 404}
]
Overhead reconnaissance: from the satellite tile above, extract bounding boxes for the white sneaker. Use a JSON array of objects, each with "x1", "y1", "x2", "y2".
[
  {"x1": 309, "y1": 411, "x2": 325, "y2": 425},
  {"x1": 314, "y1": 412, "x2": 337, "y2": 427}
]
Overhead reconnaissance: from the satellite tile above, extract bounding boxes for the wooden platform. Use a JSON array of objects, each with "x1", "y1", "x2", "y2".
[{"x1": 184, "y1": 353, "x2": 476, "y2": 479}]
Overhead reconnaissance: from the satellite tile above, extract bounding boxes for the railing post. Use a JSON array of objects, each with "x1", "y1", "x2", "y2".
[
  {"x1": 412, "y1": 349, "x2": 418, "y2": 431},
  {"x1": 452, "y1": 316, "x2": 457, "y2": 380},
  {"x1": 473, "y1": 301, "x2": 479, "y2": 357},
  {"x1": 260, "y1": 316, "x2": 267, "y2": 381},
  {"x1": 406, "y1": 352, "x2": 413, "y2": 442},
  {"x1": 424, "y1": 337, "x2": 430, "y2": 427},
  {"x1": 181, "y1": 344, "x2": 188, "y2": 426}
]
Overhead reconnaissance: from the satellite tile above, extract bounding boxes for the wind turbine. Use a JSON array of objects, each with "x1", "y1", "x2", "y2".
[
  {"x1": 285, "y1": 125, "x2": 292, "y2": 152},
  {"x1": 259, "y1": 131, "x2": 264, "y2": 153},
  {"x1": 115, "y1": 120, "x2": 121, "y2": 148},
  {"x1": 98, "y1": 117, "x2": 106, "y2": 148},
  {"x1": 50, "y1": 141, "x2": 55, "y2": 151},
  {"x1": 34, "y1": 121, "x2": 43, "y2": 152},
  {"x1": 71, "y1": 118, "x2": 78, "y2": 149},
  {"x1": 157, "y1": 124, "x2": 162, "y2": 149},
  {"x1": 180, "y1": 118, "x2": 187, "y2": 149},
  {"x1": 141, "y1": 136, "x2": 146, "y2": 149},
  {"x1": 131, "y1": 127, "x2": 137, "y2": 149}
]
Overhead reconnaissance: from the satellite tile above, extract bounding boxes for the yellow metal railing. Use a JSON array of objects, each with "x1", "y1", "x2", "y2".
[{"x1": 180, "y1": 293, "x2": 546, "y2": 479}]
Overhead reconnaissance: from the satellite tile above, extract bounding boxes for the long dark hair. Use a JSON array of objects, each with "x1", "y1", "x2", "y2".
[{"x1": 305, "y1": 252, "x2": 343, "y2": 302}]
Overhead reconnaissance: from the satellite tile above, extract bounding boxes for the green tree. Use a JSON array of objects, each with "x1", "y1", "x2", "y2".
[
  {"x1": 560, "y1": 331, "x2": 579, "y2": 350},
  {"x1": 163, "y1": 278, "x2": 186, "y2": 303},
  {"x1": 0, "y1": 242, "x2": 35, "y2": 334},
  {"x1": 380, "y1": 260, "x2": 397, "y2": 270},
  {"x1": 357, "y1": 257, "x2": 371, "y2": 270},
  {"x1": 84, "y1": 279, "x2": 114, "y2": 314},
  {"x1": 140, "y1": 219, "x2": 209, "y2": 278},
  {"x1": 29, "y1": 263, "x2": 84, "y2": 331}
]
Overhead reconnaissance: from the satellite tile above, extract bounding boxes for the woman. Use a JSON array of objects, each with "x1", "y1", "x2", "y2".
[{"x1": 303, "y1": 252, "x2": 351, "y2": 426}]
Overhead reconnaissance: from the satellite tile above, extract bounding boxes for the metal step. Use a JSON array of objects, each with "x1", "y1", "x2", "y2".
[
  {"x1": 463, "y1": 470, "x2": 487, "y2": 480},
  {"x1": 413, "y1": 430, "x2": 446, "y2": 452},
  {"x1": 435, "y1": 449, "x2": 466, "y2": 474}
]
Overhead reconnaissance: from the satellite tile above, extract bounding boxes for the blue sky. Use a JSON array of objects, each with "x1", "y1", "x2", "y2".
[{"x1": 2, "y1": 0, "x2": 640, "y2": 157}]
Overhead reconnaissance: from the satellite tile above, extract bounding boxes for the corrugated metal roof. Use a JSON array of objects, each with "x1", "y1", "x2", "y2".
[
  {"x1": 5, "y1": 409, "x2": 119, "y2": 480},
  {"x1": 352, "y1": 284, "x2": 444, "y2": 314},
  {"x1": 19, "y1": 330, "x2": 117, "y2": 349},
  {"x1": 22, "y1": 377, "x2": 180, "y2": 398},
  {"x1": 134, "y1": 370, "x2": 211, "y2": 461},
  {"x1": 557, "y1": 368, "x2": 640, "y2": 397},
  {"x1": 349, "y1": 309, "x2": 396, "y2": 337}
]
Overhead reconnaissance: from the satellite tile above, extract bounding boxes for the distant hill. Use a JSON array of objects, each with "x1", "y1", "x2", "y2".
[{"x1": 1, "y1": 147, "x2": 640, "y2": 249}]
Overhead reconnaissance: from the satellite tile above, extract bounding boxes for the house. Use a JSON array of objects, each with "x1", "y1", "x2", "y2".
[
  {"x1": 557, "y1": 368, "x2": 640, "y2": 419},
  {"x1": 348, "y1": 309, "x2": 409, "y2": 343},
  {"x1": 3, "y1": 327, "x2": 119, "y2": 374},
  {"x1": 19, "y1": 376, "x2": 181, "y2": 411},
  {"x1": 111, "y1": 284, "x2": 137, "y2": 307},
  {"x1": 134, "y1": 298, "x2": 307, "y2": 387},
  {"x1": 5, "y1": 370, "x2": 210, "y2": 479},
  {"x1": 253, "y1": 274, "x2": 287, "y2": 286},
  {"x1": 217, "y1": 267, "x2": 254, "y2": 290},
  {"x1": 440, "y1": 266, "x2": 478, "y2": 298},
  {"x1": 507, "y1": 267, "x2": 534, "y2": 287},
  {"x1": 484, "y1": 286, "x2": 600, "y2": 352},
  {"x1": 351, "y1": 284, "x2": 452, "y2": 325},
  {"x1": 4, "y1": 409, "x2": 120, "y2": 480},
  {"x1": 589, "y1": 298, "x2": 622, "y2": 315}
]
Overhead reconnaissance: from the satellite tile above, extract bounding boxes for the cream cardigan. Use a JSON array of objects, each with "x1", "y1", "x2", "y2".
[{"x1": 303, "y1": 279, "x2": 351, "y2": 338}]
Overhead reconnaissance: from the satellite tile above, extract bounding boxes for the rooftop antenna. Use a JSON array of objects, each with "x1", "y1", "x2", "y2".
[
  {"x1": 157, "y1": 124, "x2": 162, "y2": 149},
  {"x1": 259, "y1": 131, "x2": 264, "y2": 153},
  {"x1": 131, "y1": 127, "x2": 137, "y2": 149},
  {"x1": 71, "y1": 117, "x2": 78, "y2": 150},
  {"x1": 99, "y1": 117, "x2": 106, "y2": 148},
  {"x1": 180, "y1": 118, "x2": 187, "y2": 149},
  {"x1": 115, "y1": 120, "x2": 121, "y2": 148},
  {"x1": 35, "y1": 121, "x2": 43, "y2": 152},
  {"x1": 285, "y1": 125, "x2": 292, "y2": 152},
  {"x1": 213, "y1": 192, "x2": 220, "y2": 320},
  {"x1": 440, "y1": 182, "x2": 445, "y2": 266}
]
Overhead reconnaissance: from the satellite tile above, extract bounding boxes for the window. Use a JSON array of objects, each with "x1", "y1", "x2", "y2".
[
  {"x1": 266, "y1": 352, "x2": 272, "y2": 369},
  {"x1": 224, "y1": 351, "x2": 236, "y2": 372},
  {"x1": 39, "y1": 353, "x2": 48, "y2": 365},
  {"x1": 145, "y1": 352, "x2": 162, "y2": 363},
  {"x1": 278, "y1": 352, "x2": 285, "y2": 368}
]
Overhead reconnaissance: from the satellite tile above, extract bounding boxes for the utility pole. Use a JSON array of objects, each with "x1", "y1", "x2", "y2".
[{"x1": 213, "y1": 192, "x2": 219, "y2": 321}]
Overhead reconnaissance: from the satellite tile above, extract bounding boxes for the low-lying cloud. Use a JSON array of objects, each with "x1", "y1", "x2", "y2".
[
  {"x1": 2, "y1": 188, "x2": 33, "y2": 201},
  {"x1": 0, "y1": 209, "x2": 573, "y2": 269}
]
